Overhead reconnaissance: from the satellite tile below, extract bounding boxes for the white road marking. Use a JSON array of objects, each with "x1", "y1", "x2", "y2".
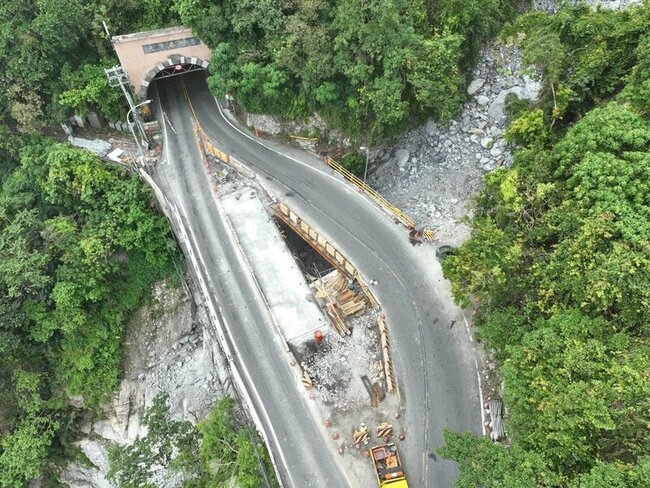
[
  {"x1": 213, "y1": 97, "x2": 356, "y2": 189},
  {"x1": 462, "y1": 310, "x2": 487, "y2": 436},
  {"x1": 163, "y1": 110, "x2": 177, "y2": 134},
  {"x1": 154, "y1": 88, "x2": 298, "y2": 487},
  {"x1": 181, "y1": 87, "x2": 485, "y2": 483}
]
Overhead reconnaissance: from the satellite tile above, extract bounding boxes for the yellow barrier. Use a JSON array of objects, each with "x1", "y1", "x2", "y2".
[
  {"x1": 194, "y1": 124, "x2": 255, "y2": 179},
  {"x1": 289, "y1": 135, "x2": 319, "y2": 142},
  {"x1": 326, "y1": 157, "x2": 416, "y2": 228}
]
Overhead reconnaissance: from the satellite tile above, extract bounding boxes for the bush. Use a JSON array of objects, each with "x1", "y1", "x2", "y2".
[{"x1": 339, "y1": 152, "x2": 366, "y2": 177}]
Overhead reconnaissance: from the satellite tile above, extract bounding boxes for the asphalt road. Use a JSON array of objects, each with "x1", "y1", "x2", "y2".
[
  {"x1": 151, "y1": 77, "x2": 350, "y2": 487},
  {"x1": 154, "y1": 71, "x2": 481, "y2": 487}
]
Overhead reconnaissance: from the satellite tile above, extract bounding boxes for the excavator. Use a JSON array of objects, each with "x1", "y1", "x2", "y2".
[{"x1": 370, "y1": 443, "x2": 409, "y2": 487}]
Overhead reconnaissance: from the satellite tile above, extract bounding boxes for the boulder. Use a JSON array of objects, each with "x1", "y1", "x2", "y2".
[
  {"x1": 395, "y1": 149, "x2": 410, "y2": 169},
  {"x1": 480, "y1": 137, "x2": 494, "y2": 149},
  {"x1": 59, "y1": 462, "x2": 111, "y2": 488},
  {"x1": 425, "y1": 119, "x2": 437, "y2": 136},
  {"x1": 490, "y1": 144, "x2": 504, "y2": 158},
  {"x1": 520, "y1": 75, "x2": 542, "y2": 100},
  {"x1": 477, "y1": 95, "x2": 490, "y2": 106},
  {"x1": 487, "y1": 77, "x2": 542, "y2": 123},
  {"x1": 246, "y1": 113, "x2": 282, "y2": 135},
  {"x1": 467, "y1": 78, "x2": 486, "y2": 96}
]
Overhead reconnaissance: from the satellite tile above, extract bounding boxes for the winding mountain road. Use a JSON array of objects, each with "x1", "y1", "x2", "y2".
[{"x1": 152, "y1": 71, "x2": 481, "y2": 487}]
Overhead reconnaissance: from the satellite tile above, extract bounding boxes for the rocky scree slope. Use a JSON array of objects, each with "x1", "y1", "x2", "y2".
[{"x1": 59, "y1": 280, "x2": 227, "y2": 488}]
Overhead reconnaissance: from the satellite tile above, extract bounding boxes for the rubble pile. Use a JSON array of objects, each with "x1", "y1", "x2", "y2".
[
  {"x1": 295, "y1": 319, "x2": 383, "y2": 412},
  {"x1": 367, "y1": 41, "x2": 540, "y2": 245},
  {"x1": 535, "y1": 0, "x2": 643, "y2": 12},
  {"x1": 367, "y1": 0, "x2": 642, "y2": 246}
]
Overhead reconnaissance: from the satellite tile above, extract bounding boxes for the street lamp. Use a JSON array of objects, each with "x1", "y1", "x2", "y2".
[
  {"x1": 127, "y1": 99, "x2": 151, "y2": 165},
  {"x1": 359, "y1": 146, "x2": 370, "y2": 184}
]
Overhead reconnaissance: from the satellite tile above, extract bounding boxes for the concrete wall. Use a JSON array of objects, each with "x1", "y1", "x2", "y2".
[{"x1": 112, "y1": 26, "x2": 211, "y2": 98}]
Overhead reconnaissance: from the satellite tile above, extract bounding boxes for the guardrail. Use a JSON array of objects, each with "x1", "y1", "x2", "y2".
[
  {"x1": 325, "y1": 157, "x2": 436, "y2": 241},
  {"x1": 138, "y1": 168, "x2": 285, "y2": 487},
  {"x1": 289, "y1": 135, "x2": 319, "y2": 142},
  {"x1": 326, "y1": 157, "x2": 415, "y2": 228},
  {"x1": 195, "y1": 124, "x2": 256, "y2": 179}
]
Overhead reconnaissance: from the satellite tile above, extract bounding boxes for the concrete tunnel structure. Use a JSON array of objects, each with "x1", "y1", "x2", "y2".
[{"x1": 112, "y1": 26, "x2": 212, "y2": 99}]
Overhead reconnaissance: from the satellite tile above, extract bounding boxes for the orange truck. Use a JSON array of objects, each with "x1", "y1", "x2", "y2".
[{"x1": 370, "y1": 443, "x2": 409, "y2": 487}]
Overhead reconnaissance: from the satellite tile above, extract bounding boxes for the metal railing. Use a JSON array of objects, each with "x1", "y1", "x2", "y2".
[{"x1": 325, "y1": 157, "x2": 436, "y2": 241}]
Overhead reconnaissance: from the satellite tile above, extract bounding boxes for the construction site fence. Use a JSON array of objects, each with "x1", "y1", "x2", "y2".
[
  {"x1": 325, "y1": 157, "x2": 436, "y2": 241},
  {"x1": 195, "y1": 124, "x2": 256, "y2": 179},
  {"x1": 274, "y1": 202, "x2": 380, "y2": 310}
]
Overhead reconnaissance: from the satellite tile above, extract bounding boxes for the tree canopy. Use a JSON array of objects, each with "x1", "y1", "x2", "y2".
[
  {"x1": 175, "y1": 0, "x2": 521, "y2": 141},
  {"x1": 440, "y1": 3, "x2": 650, "y2": 486},
  {"x1": 108, "y1": 395, "x2": 277, "y2": 488},
  {"x1": 0, "y1": 140, "x2": 176, "y2": 486},
  {"x1": 0, "y1": 0, "x2": 180, "y2": 132}
]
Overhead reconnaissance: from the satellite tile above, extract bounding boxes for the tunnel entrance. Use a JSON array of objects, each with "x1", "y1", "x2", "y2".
[
  {"x1": 151, "y1": 61, "x2": 207, "y2": 81},
  {"x1": 111, "y1": 26, "x2": 211, "y2": 99},
  {"x1": 140, "y1": 55, "x2": 209, "y2": 98}
]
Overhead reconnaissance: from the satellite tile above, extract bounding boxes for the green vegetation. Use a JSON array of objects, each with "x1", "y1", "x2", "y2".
[
  {"x1": 340, "y1": 152, "x2": 366, "y2": 176},
  {"x1": 440, "y1": 3, "x2": 650, "y2": 486},
  {"x1": 0, "y1": 3, "x2": 183, "y2": 485},
  {"x1": 0, "y1": 1, "x2": 179, "y2": 132},
  {"x1": 0, "y1": 0, "x2": 524, "y2": 140},
  {"x1": 108, "y1": 395, "x2": 277, "y2": 488},
  {"x1": 2, "y1": 1, "x2": 648, "y2": 486},
  {"x1": 0, "y1": 140, "x2": 175, "y2": 486},
  {"x1": 511, "y1": 3, "x2": 650, "y2": 126},
  {"x1": 175, "y1": 0, "x2": 523, "y2": 141}
]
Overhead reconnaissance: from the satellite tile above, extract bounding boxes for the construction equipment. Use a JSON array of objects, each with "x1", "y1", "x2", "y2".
[{"x1": 370, "y1": 443, "x2": 409, "y2": 487}]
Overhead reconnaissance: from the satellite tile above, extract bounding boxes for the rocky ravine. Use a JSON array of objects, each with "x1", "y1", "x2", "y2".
[
  {"x1": 535, "y1": 0, "x2": 644, "y2": 13},
  {"x1": 368, "y1": 0, "x2": 642, "y2": 246},
  {"x1": 368, "y1": 41, "x2": 540, "y2": 246},
  {"x1": 60, "y1": 279, "x2": 228, "y2": 488},
  {"x1": 58, "y1": 2, "x2": 643, "y2": 486}
]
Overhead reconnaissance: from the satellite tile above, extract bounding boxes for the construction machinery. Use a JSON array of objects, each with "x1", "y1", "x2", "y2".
[{"x1": 370, "y1": 443, "x2": 409, "y2": 487}]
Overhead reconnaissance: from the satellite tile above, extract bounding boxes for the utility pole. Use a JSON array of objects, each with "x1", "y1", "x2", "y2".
[
  {"x1": 105, "y1": 65, "x2": 149, "y2": 150},
  {"x1": 128, "y1": 100, "x2": 152, "y2": 166},
  {"x1": 359, "y1": 145, "x2": 370, "y2": 185}
]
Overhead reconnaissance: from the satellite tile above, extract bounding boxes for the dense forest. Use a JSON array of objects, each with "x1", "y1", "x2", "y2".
[
  {"x1": 0, "y1": 0, "x2": 522, "y2": 138},
  {"x1": 440, "y1": 3, "x2": 650, "y2": 486},
  {"x1": 176, "y1": 0, "x2": 522, "y2": 141},
  {"x1": 0, "y1": 138, "x2": 175, "y2": 485},
  {"x1": 0, "y1": 2, "x2": 176, "y2": 486},
  {"x1": 0, "y1": 2, "x2": 180, "y2": 471},
  {"x1": 1, "y1": 0, "x2": 648, "y2": 487}
]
